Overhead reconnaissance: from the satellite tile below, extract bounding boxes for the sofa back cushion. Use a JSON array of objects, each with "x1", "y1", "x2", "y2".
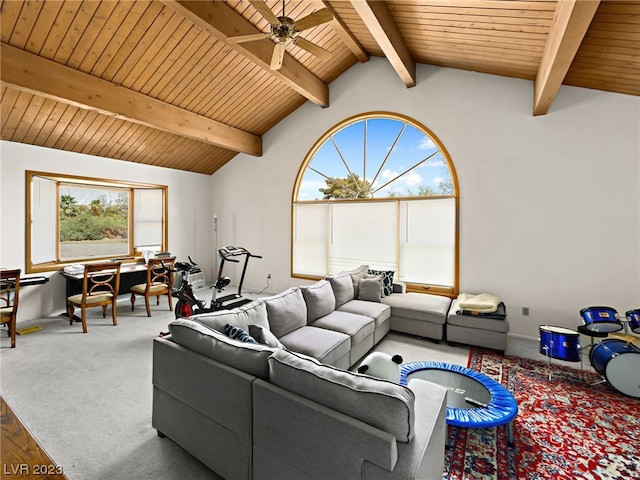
[
  {"x1": 263, "y1": 287, "x2": 307, "y2": 338},
  {"x1": 169, "y1": 318, "x2": 275, "y2": 379},
  {"x1": 300, "y1": 280, "x2": 336, "y2": 322},
  {"x1": 327, "y1": 273, "x2": 354, "y2": 308},
  {"x1": 193, "y1": 300, "x2": 269, "y2": 333},
  {"x1": 268, "y1": 349, "x2": 415, "y2": 442}
]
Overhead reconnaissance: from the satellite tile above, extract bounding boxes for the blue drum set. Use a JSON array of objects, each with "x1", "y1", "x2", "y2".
[{"x1": 539, "y1": 307, "x2": 640, "y2": 398}]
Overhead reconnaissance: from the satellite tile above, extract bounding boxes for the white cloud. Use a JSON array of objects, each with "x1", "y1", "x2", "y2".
[
  {"x1": 433, "y1": 177, "x2": 444, "y2": 184},
  {"x1": 376, "y1": 169, "x2": 423, "y2": 192},
  {"x1": 418, "y1": 136, "x2": 436, "y2": 150},
  {"x1": 298, "y1": 180, "x2": 326, "y2": 199}
]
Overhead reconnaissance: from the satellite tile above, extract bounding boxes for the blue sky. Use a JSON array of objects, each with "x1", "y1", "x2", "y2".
[
  {"x1": 60, "y1": 184, "x2": 127, "y2": 206},
  {"x1": 298, "y1": 117, "x2": 452, "y2": 200}
]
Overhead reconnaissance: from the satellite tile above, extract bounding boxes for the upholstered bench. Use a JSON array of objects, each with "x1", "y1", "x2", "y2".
[
  {"x1": 382, "y1": 289, "x2": 452, "y2": 342},
  {"x1": 446, "y1": 299, "x2": 509, "y2": 353}
]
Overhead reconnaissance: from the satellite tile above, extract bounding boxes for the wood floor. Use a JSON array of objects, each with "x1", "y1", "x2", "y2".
[{"x1": 1, "y1": 396, "x2": 68, "y2": 479}]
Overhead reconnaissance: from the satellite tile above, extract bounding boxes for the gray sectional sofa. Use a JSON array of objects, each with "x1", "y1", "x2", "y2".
[{"x1": 152, "y1": 265, "x2": 448, "y2": 480}]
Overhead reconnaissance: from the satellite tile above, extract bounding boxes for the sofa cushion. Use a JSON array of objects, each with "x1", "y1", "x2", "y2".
[
  {"x1": 300, "y1": 280, "x2": 335, "y2": 322},
  {"x1": 192, "y1": 300, "x2": 269, "y2": 333},
  {"x1": 310, "y1": 310, "x2": 375, "y2": 347},
  {"x1": 263, "y1": 288, "x2": 307, "y2": 338},
  {"x1": 278, "y1": 326, "x2": 350, "y2": 368},
  {"x1": 249, "y1": 324, "x2": 285, "y2": 349},
  {"x1": 368, "y1": 269, "x2": 395, "y2": 296},
  {"x1": 338, "y1": 300, "x2": 391, "y2": 329},
  {"x1": 327, "y1": 273, "x2": 354, "y2": 308},
  {"x1": 169, "y1": 319, "x2": 275, "y2": 379},
  {"x1": 268, "y1": 349, "x2": 415, "y2": 442},
  {"x1": 357, "y1": 276, "x2": 383, "y2": 302},
  {"x1": 381, "y1": 293, "x2": 452, "y2": 325}
]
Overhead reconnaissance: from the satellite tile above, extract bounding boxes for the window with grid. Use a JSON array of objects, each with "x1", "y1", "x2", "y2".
[{"x1": 292, "y1": 112, "x2": 458, "y2": 295}]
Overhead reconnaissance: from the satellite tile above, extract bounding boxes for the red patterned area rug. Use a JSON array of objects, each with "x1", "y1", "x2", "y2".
[{"x1": 443, "y1": 348, "x2": 640, "y2": 479}]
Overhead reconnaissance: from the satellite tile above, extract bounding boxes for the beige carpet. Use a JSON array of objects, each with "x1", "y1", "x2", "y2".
[{"x1": 0, "y1": 296, "x2": 539, "y2": 480}]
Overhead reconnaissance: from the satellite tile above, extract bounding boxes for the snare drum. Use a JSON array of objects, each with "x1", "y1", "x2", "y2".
[
  {"x1": 589, "y1": 339, "x2": 640, "y2": 398},
  {"x1": 539, "y1": 325, "x2": 581, "y2": 362},
  {"x1": 580, "y1": 306, "x2": 622, "y2": 333},
  {"x1": 625, "y1": 309, "x2": 640, "y2": 334}
]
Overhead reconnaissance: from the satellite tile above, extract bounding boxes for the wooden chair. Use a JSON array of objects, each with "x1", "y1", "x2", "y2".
[
  {"x1": 130, "y1": 257, "x2": 175, "y2": 317},
  {"x1": 1, "y1": 269, "x2": 21, "y2": 348},
  {"x1": 67, "y1": 262, "x2": 121, "y2": 333}
]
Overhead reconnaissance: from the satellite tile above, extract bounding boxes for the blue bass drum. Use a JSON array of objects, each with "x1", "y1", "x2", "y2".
[
  {"x1": 625, "y1": 309, "x2": 640, "y2": 334},
  {"x1": 589, "y1": 339, "x2": 640, "y2": 398},
  {"x1": 580, "y1": 306, "x2": 622, "y2": 333},
  {"x1": 538, "y1": 325, "x2": 581, "y2": 362}
]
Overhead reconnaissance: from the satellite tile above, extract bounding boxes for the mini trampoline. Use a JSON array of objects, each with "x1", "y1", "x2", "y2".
[{"x1": 400, "y1": 361, "x2": 518, "y2": 445}]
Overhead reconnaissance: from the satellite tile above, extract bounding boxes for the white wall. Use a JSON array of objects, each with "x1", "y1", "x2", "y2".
[
  {"x1": 0, "y1": 141, "x2": 214, "y2": 321},
  {"x1": 211, "y1": 58, "x2": 640, "y2": 340}
]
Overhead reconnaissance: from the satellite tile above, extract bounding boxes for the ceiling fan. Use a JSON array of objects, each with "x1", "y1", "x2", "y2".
[{"x1": 227, "y1": 0, "x2": 334, "y2": 70}]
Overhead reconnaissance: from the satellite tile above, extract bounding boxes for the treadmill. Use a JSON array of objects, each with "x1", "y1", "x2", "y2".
[{"x1": 215, "y1": 246, "x2": 262, "y2": 309}]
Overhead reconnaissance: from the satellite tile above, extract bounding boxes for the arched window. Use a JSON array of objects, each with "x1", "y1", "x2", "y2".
[{"x1": 292, "y1": 112, "x2": 459, "y2": 296}]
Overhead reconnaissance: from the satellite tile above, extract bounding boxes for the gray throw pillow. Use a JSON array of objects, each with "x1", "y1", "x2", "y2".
[
  {"x1": 368, "y1": 269, "x2": 395, "y2": 296},
  {"x1": 345, "y1": 265, "x2": 369, "y2": 298},
  {"x1": 358, "y1": 277, "x2": 382, "y2": 302},
  {"x1": 249, "y1": 324, "x2": 284, "y2": 349}
]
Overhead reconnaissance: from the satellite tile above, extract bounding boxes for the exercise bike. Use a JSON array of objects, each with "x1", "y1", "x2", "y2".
[
  {"x1": 171, "y1": 257, "x2": 231, "y2": 319},
  {"x1": 171, "y1": 246, "x2": 262, "y2": 318}
]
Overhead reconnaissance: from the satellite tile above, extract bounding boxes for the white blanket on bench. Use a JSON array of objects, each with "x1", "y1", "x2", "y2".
[{"x1": 457, "y1": 293, "x2": 501, "y2": 313}]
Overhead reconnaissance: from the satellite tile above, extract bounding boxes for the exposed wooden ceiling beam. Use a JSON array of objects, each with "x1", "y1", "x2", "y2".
[
  {"x1": 311, "y1": 0, "x2": 369, "y2": 63},
  {"x1": 533, "y1": 0, "x2": 601, "y2": 116},
  {"x1": 0, "y1": 43, "x2": 262, "y2": 156},
  {"x1": 162, "y1": 0, "x2": 329, "y2": 108},
  {"x1": 349, "y1": 0, "x2": 415, "y2": 87}
]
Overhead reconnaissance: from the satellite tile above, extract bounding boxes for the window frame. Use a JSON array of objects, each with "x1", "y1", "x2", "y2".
[
  {"x1": 26, "y1": 171, "x2": 169, "y2": 273},
  {"x1": 291, "y1": 112, "x2": 459, "y2": 297}
]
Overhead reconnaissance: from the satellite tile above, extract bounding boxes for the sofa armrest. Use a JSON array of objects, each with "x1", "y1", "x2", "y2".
[
  {"x1": 392, "y1": 281, "x2": 407, "y2": 294},
  {"x1": 362, "y1": 378, "x2": 447, "y2": 480}
]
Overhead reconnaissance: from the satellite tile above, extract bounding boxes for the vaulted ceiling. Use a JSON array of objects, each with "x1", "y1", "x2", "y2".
[{"x1": 1, "y1": 1, "x2": 638, "y2": 175}]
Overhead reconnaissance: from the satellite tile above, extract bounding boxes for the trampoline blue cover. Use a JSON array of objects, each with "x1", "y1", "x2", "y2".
[{"x1": 400, "y1": 361, "x2": 518, "y2": 428}]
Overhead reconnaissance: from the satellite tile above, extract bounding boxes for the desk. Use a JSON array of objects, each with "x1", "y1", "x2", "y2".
[
  {"x1": 60, "y1": 262, "x2": 148, "y2": 298},
  {"x1": 0, "y1": 275, "x2": 49, "y2": 288}
]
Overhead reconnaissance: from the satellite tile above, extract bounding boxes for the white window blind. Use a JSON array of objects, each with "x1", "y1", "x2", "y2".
[
  {"x1": 399, "y1": 198, "x2": 455, "y2": 286},
  {"x1": 293, "y1": 203, "x2": 329, "y2": 276},
  {"x1": 329, "y1": 202, "x2": 397, "y2": 274},
  {"x1": 31, "y1": 176, "x2": 56, "y2": 264},
  {"x1": 133, "y1": 189, "x2": 163, "y2": 248}
]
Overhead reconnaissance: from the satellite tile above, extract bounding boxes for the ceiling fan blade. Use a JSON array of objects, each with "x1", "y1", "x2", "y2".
[
  {"x1": 270, "y1": 42, "x2": 286, "y2": 70},
  {"x1": 294, "y1": 37, "x2": 332, "y2": 61},
  {"x1": 293, "y1": 8, "x2": 333, "y2": 32},
  {"x1": 249, "y1": 0, "x2": 280, "y2": 26},
  {"x1": 226, "y1": 33, "x2": 268, "y2": 44}
]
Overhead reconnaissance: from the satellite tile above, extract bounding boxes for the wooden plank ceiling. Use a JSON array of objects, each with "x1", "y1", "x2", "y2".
[{"x1": 1, "y1": 0, "x2": 638, "y2": 175}]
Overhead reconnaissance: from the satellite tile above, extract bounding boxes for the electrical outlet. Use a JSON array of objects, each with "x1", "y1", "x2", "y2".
[
  {"x1": 267, "y1": 273, "x2": 271, "y2": 279},
  {"x1": 522, "y1": 307, "x2": 530, "y2": 316}
]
